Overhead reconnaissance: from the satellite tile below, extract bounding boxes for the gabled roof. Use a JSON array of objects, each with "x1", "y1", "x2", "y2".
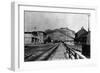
[{"x1": 76, "y1": 27, "x2": 88, "y2": 38}]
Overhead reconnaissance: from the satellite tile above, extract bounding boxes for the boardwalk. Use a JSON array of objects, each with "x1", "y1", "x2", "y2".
[{"x1": 49, "y1": 43, "x2": 66, "y2": 60}]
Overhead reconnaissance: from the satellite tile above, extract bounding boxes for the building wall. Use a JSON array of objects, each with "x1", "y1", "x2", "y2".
[
  {"x1": 86, "y1": 32, "x2": 90, "y2": 45},
  {"x1": 37, "y1": 32, "x2": 44, "y2": 44},
  {"x1": 24, "y1": 34, "x2": 32, "y2": 44},
  {"x1": 24, "y1": 32, "x2": 44, "y2": 44}
]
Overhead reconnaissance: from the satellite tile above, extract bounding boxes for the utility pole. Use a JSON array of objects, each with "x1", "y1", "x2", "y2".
[{"x1": 88, "y1": 15, "x2": 90, "y2": 32}]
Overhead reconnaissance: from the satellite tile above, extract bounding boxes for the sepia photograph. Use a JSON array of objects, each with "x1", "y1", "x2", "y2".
[{"x1": 24, "y1": 11, "x2": 90, "y2": 62}]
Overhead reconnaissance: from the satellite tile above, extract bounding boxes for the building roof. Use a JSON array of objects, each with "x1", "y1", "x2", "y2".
[{"x1": 75, "y1": 27, "x2": 88, "y2": 38}]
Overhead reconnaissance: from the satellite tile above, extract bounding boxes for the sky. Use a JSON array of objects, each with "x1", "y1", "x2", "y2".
[{"x1": 24, "y1": 11, "x2": 89, "y2": 32}]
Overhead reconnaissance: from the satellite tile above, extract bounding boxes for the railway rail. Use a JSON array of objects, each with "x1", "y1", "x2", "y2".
[
  {"x1": 25, "y1": 42, "x2": 86, "y2": 62},
  {"x1": 25, "y1": 43, "x2": 60, "y2": 61}
]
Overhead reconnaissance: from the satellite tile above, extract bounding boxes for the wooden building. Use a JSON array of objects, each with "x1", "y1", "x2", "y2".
[
  {"x1": 74, "y1": 27, "x2": 90, "y2": 58},
  {"x1": 24, "y1": 31, "x2": 46, "y2": 45}
]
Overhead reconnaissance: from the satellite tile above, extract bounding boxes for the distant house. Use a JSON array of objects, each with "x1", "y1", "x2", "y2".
[
  {"x1": 74, "y1": 27, "x2": 90, "y2": 58},
  {"x1": 31, "y1": 31, "x2": 46, "y2": 44},
  {"x1": 24, "y1": 31, "x2": 46, "y2": 44}
]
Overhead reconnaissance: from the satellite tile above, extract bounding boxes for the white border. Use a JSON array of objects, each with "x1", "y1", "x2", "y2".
[{"x1": 11, "y1": 2, "x2": 97, "y2": 71}]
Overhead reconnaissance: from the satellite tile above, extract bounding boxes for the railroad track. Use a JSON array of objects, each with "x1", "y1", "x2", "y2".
[
  {"x1": 25, "y1": 42, "x2": 86, "y2": 61},
  {"x1": 39, "y1": 43, "x2": 60, "y2": 60},
  {"x1": 25, "y1": 43, "x2": 60, "y2": 61}
]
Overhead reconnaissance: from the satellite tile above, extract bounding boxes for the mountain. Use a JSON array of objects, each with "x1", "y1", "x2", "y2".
[{"x1": 45, "y1": 27, "x2": 75, "y2": 41}]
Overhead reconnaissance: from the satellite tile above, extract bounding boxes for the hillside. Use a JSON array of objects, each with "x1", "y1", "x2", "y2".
[{"x1": 45, "y1": 27, "x2": 75, "y2": 41}]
